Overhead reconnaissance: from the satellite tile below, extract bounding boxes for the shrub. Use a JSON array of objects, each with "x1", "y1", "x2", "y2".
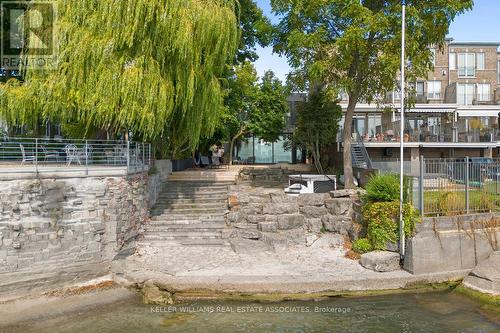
[
  {"x1": 363, "y1": 201, "x2": 420, "y2": 250},
  {"x1": 364, "y1": 173, "x2": 413, "y2": 204},
  {"x1": 364, "y1": 173, "x2": 400, "y2": 202},
  {"x1": 352, "y1": 238, "x2": 373, "y2": 254},
  {"x1": 437, "y1": 191, "x2": 464, "y2": 215}
]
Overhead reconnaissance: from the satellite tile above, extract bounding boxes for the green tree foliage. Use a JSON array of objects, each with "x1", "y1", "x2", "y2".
[
  {"x1": 0, "y1": 0, "x2": 239, "y2": 157},
  {"x1": 250, "y1": 71, "x2": 289, "y2": 142},
  {"x1": 223, "y1": 61, "x2": 259, "y2": 163},
  {"x1": 235, "y1": 0, "x2": 273, "y2": 63},
  {"x1": 272, "y1": 0, "x2": 473, "y2": 187},
  {"x1": 292, "y1": 87, "x2": 341, "y2": 174},
  {"x1": 223, "y1": 62, "x2": 288, "y2": 164}
]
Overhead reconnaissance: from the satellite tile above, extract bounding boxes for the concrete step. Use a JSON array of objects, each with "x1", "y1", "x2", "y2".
[
  {"x1": 151, "y1": 208, "x2": 226, "y2": 216},
  {"x1": 158, "y1": 191, "x2": 228, "y2": 198},
  {"x1": 149, "y1": 218, "x2": 225, "y2": 225},
  {"x1": 139, "y1": 239, "x2": 229, "y2": 247},
  {"x1": 151, "y1": 214, "x2": 225, "y2": 221},
  {"x1": 153, "y1": 202, "x2": 225, "y2": 210},
  {"x1": 155, "y1": 198, "x2": 227, "y2": 204},
  {"x1": 164, "y1": 177, "x2": 234, "y2": 187},
  {"x1": 143, "y1": 232, "x2": 222, "y2": 240},
  {"x1": 147, "y1": 223, "x2": 225, "y2": 231},
  {"x1": 159, "y1": 187, "x2": 229, "y2": 193}
]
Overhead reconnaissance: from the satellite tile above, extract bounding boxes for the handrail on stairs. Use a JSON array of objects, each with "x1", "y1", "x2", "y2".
[{"x1": 353, "y1": 129, "x2": 373, "y2": 169}]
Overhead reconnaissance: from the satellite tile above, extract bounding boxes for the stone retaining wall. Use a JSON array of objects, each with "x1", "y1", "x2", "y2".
[
  {"x1": 404, "y1": 213, "x2": 500, "y2": 274},
  {"x1": 0, "y1": 160, "x2": 171, "y2": 298},
  {"x1": 226, "y1": 185, "x2": 364, "y2": 248}
]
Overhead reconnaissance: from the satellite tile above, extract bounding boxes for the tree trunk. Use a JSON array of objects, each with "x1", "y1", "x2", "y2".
[
  {"x1": 229, "y1": 126, "x2": 245, "y2": 166},
  {"x1": 343, "y1": 97, "x2": 357, "y2": 189}
]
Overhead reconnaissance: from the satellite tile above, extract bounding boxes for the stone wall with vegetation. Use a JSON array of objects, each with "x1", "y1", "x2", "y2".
[
  {"x1": 226, "y1": 185, "x2": 364, "y2": 249},
  {"x1": 0, "y1": 161, "x2": 171, "y2": 299},
  {"x1": 404, "y1": 213, "x2": 500, "y2": 275}
]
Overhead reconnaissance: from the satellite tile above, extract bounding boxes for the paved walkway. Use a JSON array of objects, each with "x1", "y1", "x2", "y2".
[{"x1": 116, "y1": 234, "x2": 468, "y2": 294}]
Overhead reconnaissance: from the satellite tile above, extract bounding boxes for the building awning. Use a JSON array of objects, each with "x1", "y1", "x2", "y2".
[
  {"x1": 456, "y1": 108, "x2": 500, "y2": 117},
  {"x1": 406, "y1": 107, "x2": 456, "y2": 113}
]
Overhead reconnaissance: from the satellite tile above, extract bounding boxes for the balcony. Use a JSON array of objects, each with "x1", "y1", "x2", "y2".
[{"x1": 338, "y1": 116, "x2": 500, "y2": 148}]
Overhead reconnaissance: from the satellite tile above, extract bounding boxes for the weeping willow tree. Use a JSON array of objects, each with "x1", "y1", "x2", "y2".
[{"x1": 0, "y1": 0, "x2": 239, "y2": 156}]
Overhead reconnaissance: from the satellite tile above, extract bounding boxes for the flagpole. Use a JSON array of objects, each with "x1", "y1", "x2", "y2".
[{"x1": 399, "y1": 0, "x2": 406, "y2": 260}]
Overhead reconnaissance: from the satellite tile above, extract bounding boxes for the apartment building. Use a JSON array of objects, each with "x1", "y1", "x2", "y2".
[{"x1": 336, "y1": 39, "x2": 500, "y2": 173}]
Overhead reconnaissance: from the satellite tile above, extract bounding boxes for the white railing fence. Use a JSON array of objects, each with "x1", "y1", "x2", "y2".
[{"x1": 0, "y1": 137, "x2": 151, "y2": 175}]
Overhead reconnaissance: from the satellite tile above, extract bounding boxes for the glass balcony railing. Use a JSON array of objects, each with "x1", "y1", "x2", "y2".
[{"x1": 338, "y1": 126, "x2": 500, "y2": 144}]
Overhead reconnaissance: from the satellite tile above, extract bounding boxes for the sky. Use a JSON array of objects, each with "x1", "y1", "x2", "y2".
[{"x1": 254, "y1": 0, "x2": 500, "y2": 82}]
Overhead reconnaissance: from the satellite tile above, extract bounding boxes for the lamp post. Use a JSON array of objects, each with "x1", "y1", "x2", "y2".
[{"x1": 399, "y1": 0, "x2": 406, "y2": 260}]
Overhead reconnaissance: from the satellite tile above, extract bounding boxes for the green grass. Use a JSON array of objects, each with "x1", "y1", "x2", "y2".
[{"x1": 424, "y1": 189, "x2": 500, "y2": 216}]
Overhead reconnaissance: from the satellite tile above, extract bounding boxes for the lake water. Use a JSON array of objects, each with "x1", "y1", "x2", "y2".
[{"x1": 2, "y1": 291, "x2": 499, "y2": 333}]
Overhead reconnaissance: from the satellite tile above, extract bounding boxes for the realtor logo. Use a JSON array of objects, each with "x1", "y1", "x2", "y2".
[{"x1": 1, "y1": 1, "x2": 57, "y2": 70}]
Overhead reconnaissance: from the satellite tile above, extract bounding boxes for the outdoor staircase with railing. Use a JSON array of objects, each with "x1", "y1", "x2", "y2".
[
  {"x1": 351, "y1": 143, "x2": 369, "y2": 169},
  {"x1": 351, "y1": 130, "x2": 373, "y2": 169},
  {"x1": 142, "y1": 179, "x2": 232, "y2": 246}
]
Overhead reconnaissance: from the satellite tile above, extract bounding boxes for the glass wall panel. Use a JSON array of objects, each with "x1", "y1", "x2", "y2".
[
  {"x1": 274, "y1": 136, "x2": 292, "y2": 163},
  {"x1": 235, "y1": 136, "x2": 254, "y2": 163},
  {"x1": 254, "y1": 138, "x2": 273, "y2": 163}
]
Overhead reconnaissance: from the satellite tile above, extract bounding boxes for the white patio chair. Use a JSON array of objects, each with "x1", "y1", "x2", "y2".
[
  {"x1": 20, "y1": 144, "x2": 35, "y2": 165},
  {"x1": 65, "y1": 144, "x2": 81, "y2": 166},
  {"x1": 41, "y1": 145, "x2": 59, "y2": 162}
]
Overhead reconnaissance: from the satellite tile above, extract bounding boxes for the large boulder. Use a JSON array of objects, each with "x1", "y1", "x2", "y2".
[
  {"x1": 330, "y1": 189, "x2": 358, "y2": 198},
  {"x1": 277, "y1": 214, "x2": 305, "y2": 230},
  {"x1": 360, "y1": 251, "x2": 401, "y2": 272},
  {"x1": 263, "y1": 203, "x2": 298, "y2": 215},
  {"x1": 299, "y1": 206, "x2": 328, "y2": 218},
  {"x1": 258, "y1": 221, "x2": 278, "y2": 232},
  {"x1": 298, "y1": 193, "x2": 329, "y2": 207},
  {"x1": 321, "y1": 215, "x2": 352, "y2": 235},
  {"x1": 462, "y1": 251, "x2": 500, "y2": 296},
  {"x1": 306, "y1": 218, "x2": 323, "y2": 233},
  {"x1": 325, "y1": 198, "x2": 352, "y2": 216}
]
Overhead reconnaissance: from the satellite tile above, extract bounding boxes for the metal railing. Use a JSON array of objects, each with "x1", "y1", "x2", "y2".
[
  {"x1": 354, "y1": 128, "x2": 373, "y2": 169},
  {"x1": 416, "y1": 157, "x2": 500, "y2": 216},
  {"x1": 0, "y1": 137, "x2": 151, "y2": 176}
]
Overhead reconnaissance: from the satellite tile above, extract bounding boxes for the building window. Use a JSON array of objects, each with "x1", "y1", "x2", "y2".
[
  {"x1": 449, "y1": 52, "x2": 456, "y2": 70},
  {"x1": 458, "y1": 53, "x2": 475, "y2": 77},
  {"x1": 457, "y1": 83, "x2": 475, "y2": 105},
  {"x1": 430, "y1": 48, "x2": 436, "y2": 66},
  {"x1": 476, "y1": 84, "x2": 490, "y2": 102},
  {"x1": 427, "y1": 81, "x2": 441, "y2": 99},
  {"x1": 416, "y1": 82, "x2": 425, "y2": 96},
  {"x1": 367, "y1": 115, "x2": 382, "y2": 138},
  {"x1": 477, "y1": 53, "x2": 485, "y2": 70}
]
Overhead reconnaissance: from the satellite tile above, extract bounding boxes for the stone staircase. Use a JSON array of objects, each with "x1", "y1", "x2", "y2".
[{"x1": 143, "y1": 175, "x2": 234, "y2": 246}]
